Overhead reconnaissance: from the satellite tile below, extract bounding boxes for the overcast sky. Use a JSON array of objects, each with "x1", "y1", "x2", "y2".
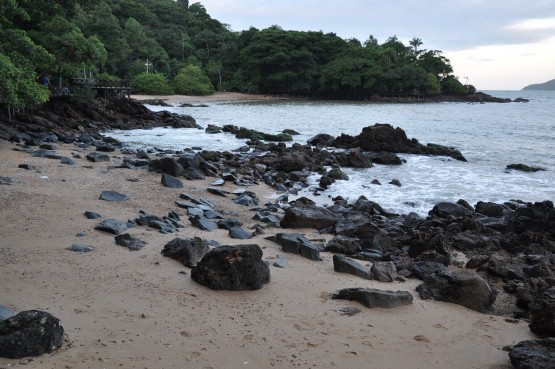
[{"x1": 196, "y1": 0, "x2": 555, "y2": 90}]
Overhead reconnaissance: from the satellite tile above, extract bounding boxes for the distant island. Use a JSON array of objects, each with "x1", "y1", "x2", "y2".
[{"x1": 522, "y1": 78, "x2": 555, "y2": 90}]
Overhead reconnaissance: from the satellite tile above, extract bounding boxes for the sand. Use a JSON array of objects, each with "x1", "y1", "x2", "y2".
[
  {"x1": 0, "y1": 95, "x2": 536, "y2": 369},
  {"x1": 131, "y1": 92, "x2": 284, "y2": 106}
]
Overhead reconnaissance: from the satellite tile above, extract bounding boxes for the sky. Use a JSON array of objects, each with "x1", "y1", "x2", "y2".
[{"x1": 195, "y1": 0, "x2": 555, "y2": 90}]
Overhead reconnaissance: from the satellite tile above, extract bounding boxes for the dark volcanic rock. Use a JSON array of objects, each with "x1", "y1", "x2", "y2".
[
  {"x1": 509, "y1": 338, "x2": 555, "y2": 369},
  {"x1": 86, "y1": 152, "x2": 110, "y2": 162},
  {"x1": 332, "y1": 288, "x2": 413, "y2": 308},
  {"x1": 99, "y1": 191, "x2": 129, "y2": 202},
  {"x1": 416, "y1": 270, "x2": 496, "y2": 313},
  {"x1": 507, "y1": 163, "x2": 546, "y2": 172},
  {"x1": 334, "y1": 148, "x2": 373, "y2": 168},
  {"x1": 307, "y1": 133, "x2": 335, "y2": 147},
  {"x1": 161, "y1": 173, "x2": 184, "y2": 188},
  {"x1": 60, "y1": 156, "x2": 76, "y2": 165},
  {"x1": 429, "y1": 202, "x2": 473, "y2": 218},
  {"x1": 84, "y1": 211, "x2": 102, "y2": 219},
  {"x1": 280, "y1": 204, "x2": 338, "y2": 230},
  {"x1": 371, "y1": 152, "x2": 403, "y2": 165},
  {"x1": 229, "y1": 226, "x2": 253, "y2": 240},
  {"x1": 149, "y1": 157, "x2": 185, "y2": 177},
  {"x1": 325, "y1": 235, "x2": 362, "y2": 255},
  {"x1": 94, "y1": 219, "x2": 128, "y2": 235},
  {"x1": 410, "y1": 261, "x2": 448, "y2": 280},
  {"x1": 217, "y1": 218, "x2": 244, "y2": 230},
  {"x1": 189, "y1": 215, "x2": 218, "y2": 231},
  {"x1": 475, "y1": 201, "x2": 507, "y2": 217},
  {"x1": 67, "y1": 244, "x2": 95, "y2": 253},
  {"x1": 17, "y1": 164, "x2": 37, "y2": 171},
  {"x1": 370, "y1": 261, "x2": 398, "y2": 282},
  {"x1": 529, "y1": 287, "x2": 555, "y2": 336},
  {"x1": 115, "y1": 234, "x2": 147, "y2": 251},
  {"x1": 0, "y1": 177, "x2": 16, "y2": 185},
  {"x1": 408, "y1": 232, "x2": 453, "y2": 266},
  {"x1": 0, "y1": 306, "x2": 14, "y2": 321},
  {"x1": 191, "y1": 244, "x2": 270, "y2": 290},
  {"x1": 271, "y1": 233, "x2": 323, "y2": 261},
  {"x1": 0, "y1": 310, "x2": 64, "y2": 359},
  {"x1": 352, "y1": 124, "x2": 467, "y2": 161},
  {"x1": 335, "y1": 213, "x2": 379, "y2": 240},
  {"x1": 333, "y1": 254, "x2": 371, "y2": 279},
  {"x1": 161, "y1": 237, "x2": 211, "y2": 267},
  {"x1": 234, "y1": 193, "x2": 258, "y2": 206}
]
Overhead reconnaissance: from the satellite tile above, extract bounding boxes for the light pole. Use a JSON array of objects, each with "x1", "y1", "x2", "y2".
[{"x1": 145, "y1": 59, "x2": 152, "y2": 74}]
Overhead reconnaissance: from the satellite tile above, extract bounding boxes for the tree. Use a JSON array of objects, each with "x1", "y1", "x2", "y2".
[
  {"x1": 364, "y1": 35, "x2": 378, "y2": 48},
  {"x1": 77, "y1": 2, "x2": 131, "y2": 75},
  {"x1": 172, "y1": 64, "x2": 214, "y2": 95},
  {"x1": 29, "y1": 15, "x2": 107, "y2": 77},
  {"x1": 409, "y1": 37, "x2": 423, "y2": 55}
]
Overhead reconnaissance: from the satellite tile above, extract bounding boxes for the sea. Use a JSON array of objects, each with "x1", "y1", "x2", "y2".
[{"x1": 108, "y1": 90, "x2": 555, "y2": 216}]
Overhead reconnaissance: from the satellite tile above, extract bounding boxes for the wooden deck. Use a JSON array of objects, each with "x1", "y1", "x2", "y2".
[{"x1": 50, "y1": 78, "x2": 132, "y2": 99}]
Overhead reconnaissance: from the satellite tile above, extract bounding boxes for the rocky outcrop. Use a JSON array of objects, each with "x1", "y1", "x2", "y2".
[
  {"x1": 191, "y1": 244, "x2": 270, "y2": 290},
  {"x1": 1, "y1": 98, "x2": 200, "y2": 144},
  {"x1": 0, "y1": 310, "x2": 64, "y2": 359},
  {"x1": 330, "y1": 124, "x2": 467, "y2": 162}
]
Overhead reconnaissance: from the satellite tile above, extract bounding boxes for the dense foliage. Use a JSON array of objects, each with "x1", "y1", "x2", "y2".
[{"x1": 1, "y1": 0, "x2": 468, "y2": 111}]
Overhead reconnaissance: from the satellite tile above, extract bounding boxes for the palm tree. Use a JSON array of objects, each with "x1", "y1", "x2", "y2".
[{"x1": 409, "y1": 37, "x2": 423, "y2": 55}]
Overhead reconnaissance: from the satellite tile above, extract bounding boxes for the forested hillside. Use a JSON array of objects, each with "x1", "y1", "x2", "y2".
[{"x1": 1, "y1": 0, "x2": 469, "y2": 110}]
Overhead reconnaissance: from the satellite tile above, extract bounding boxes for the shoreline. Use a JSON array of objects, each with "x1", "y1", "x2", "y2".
[
  {"x1": 0, "y1": 138, "x2": 538, "y2": 368},
  {"x1": 131, "y1": 92, "x2": 286, "y2": 105},
  {"x1": 130, "y1": 91, "x2": 522, "y2": 105}
]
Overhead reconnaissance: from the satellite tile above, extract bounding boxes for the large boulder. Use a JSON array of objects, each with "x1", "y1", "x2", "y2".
[
  {"x1": 416, "y1": 270, "x2": 496, "y2": 313},
  {"x1": 191, "y1": 244, "x2": 270, "y2": 290},
  {"x1": 332, "y1": 288, "x2": 413, "y2": 308},
  {"x1": 0, "y1": 310, "x2": 64, "y2": 359},
  {"x1": 529, "y1": 287, "x2": 555, "y2": 336},
  {"x1": 161, "y1": 237, "x2": 211, "y2": 267},
  {"x1": 509, "y1": 338, "x2": 555, "y2": 369},
  {"x1": 280, "y1": 205, "x2": 338, "y2": 230}
]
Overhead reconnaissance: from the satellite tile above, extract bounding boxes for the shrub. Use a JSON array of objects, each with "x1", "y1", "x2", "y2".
[
  {"x1": 172, "y1": 65, "x2": 214, "y2": 95},
  {"x1": 132, "y1": 73, "x2": 174, "y2": 95}
]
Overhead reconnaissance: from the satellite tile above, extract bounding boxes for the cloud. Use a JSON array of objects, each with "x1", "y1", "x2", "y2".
[{"x1": 196, "y1": 0, "x2": 555, "y2": 89}]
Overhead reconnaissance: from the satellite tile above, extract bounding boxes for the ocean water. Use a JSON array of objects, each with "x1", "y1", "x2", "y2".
[{"x1": 108, "y1": 90, "x2": 555, "y2": 216}]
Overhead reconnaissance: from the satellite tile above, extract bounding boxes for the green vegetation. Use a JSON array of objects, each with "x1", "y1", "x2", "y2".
[
  {"x1": 1, "y1": 0, "x2": 470, "y2": 114},
  {"x1": 172, "y1": 65, "x2": 214, "y2": 95},
  {"x1": 133, "y1": 73, "x2": 174, "y2": 95}
]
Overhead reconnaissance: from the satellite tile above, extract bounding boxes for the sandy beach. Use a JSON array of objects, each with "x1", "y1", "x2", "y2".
[
  {"x1": 0, "y1": 95, "x2": 537, "y2": 369},
  {"x1": 131, "y1": 92, "x2": 283, "y2": 106}
]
